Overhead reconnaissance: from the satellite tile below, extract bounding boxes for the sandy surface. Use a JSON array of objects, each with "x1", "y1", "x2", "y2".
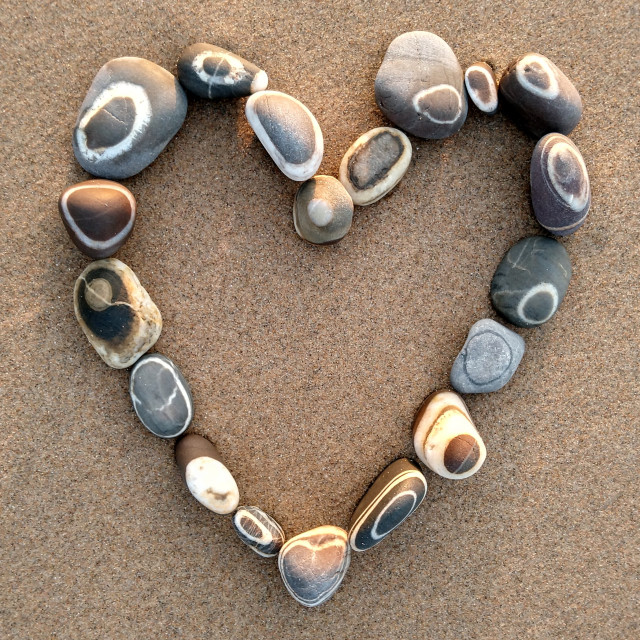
[{"x1": 1, "y1": 1, "x2": 638, "y2": 638}]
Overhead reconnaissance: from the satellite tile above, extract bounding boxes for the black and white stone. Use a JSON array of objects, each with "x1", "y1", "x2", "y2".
[
  {"x1": 232, "y1": 506, "x2": 285, "y2": 557},
  {"x1": 293, "y1": 175, "x2": 353, "y2": 244},
  {"x1": 413, "y1": 391, "x2": 486, "y2": 480},
  {"x1": 278, "y1": 526, "x2": 350, "y2": 607},
  {"x1": 338, "y1": 127, "x2": 412, "y2": 205},
  {"x1": 498, "y1": 53, "x2": 583, "y2": 137},
  {"x1": 73, "y1": 57, "x2": 188, "y2": 179},
  {"x1": 177, "y1": 43, "x2": 268, "y2": 99},
  {"x1": 464, "y1": 62, "x2": 498, "y2": 114},
  {"x1": 245, "y1": 90, "x2": 323, "y2": 181},
  {"x1": 531, "y1": 133, "x2": 591, "y2": 236},
  {"x1": 175, "y1": 434, "x2": 239, "y2": 515},
  {"x1": 129, "y1": 353, "x2": 193, "y2": 438},
  {"x1": 375, "y1": 31, "x2": 467, "y2": 139},
  {"x1": 450, "y1": 319, "x2": 525, "y2": 394},
  {"x1": 74, "y1": 258, "x2": 162, "y2": 369},
  {"x1": 58, "y1": 179, "x2": 136, "y2": 258},
  {"x1": 348, "y1": 458, "x2": 427, "y2": 552},
  {"x1": 490, "y1": 236, "x2": 572, "y2": 328}
]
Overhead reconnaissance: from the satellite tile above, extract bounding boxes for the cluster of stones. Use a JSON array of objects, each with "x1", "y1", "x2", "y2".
[{"x1": 60, "y1": 32, "x2": 589, "y2": 607}]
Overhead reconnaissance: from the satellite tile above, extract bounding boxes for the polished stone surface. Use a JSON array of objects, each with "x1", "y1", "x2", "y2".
[
  {"x1": 232, "y1": 506, "x2": 285, "y2": 557},
  {"x1": 464, "y1": 62, "x2": 498, "y2": 114}
]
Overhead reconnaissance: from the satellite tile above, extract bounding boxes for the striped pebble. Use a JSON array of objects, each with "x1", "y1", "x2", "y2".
[
  {"x1": 232, "y1": 506, "x2": 285, "y2": 557},
  {"x1": 464, "y1": 62, "x2": 498, "y2": 114}
]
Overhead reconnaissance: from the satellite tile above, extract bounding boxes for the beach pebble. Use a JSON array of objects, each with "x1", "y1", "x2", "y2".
[
  {"x1": 413, "y1": 391, "x2": 486, "y2": 480},
  {"x1": 531, "y1": 133, "x2": 590, "y2": 235},
  {"x1": 491, "y1": 236, "x2": 572, "y2": 328},
  {"x1": 293, "y1": 175, "x2": 353, "y2": 244},
  {"x1": 348, "y1": 458, "x2": 427, "y2": 552},
  {"x1": 58, "y1": 180, "x2": 136, "y2": 258},
  {"x1": 175, "y1": 434, "x2": 239, "y2": 515},
  {"x1": 375, "y1": 31, "x2": 467, "y2": 139},
  {"x1": 499, "y1": 53, "x2": 582, "y2": 137},
  {"x1": 245, "y1": 90, "x2": 323, "y2": 181},
  {"x1": 74, "y1": 258, "x2": 162, "y2": 368},
  {"x1": 339, "y1": 127, "x2": 412, "y2": 205},
  {"x1": 464, "y1": 62, "x2": 498, "y2": 114},
  {"x1": 450, "y1": 319, "x2": 525, "y2": 393},
  {"x1": 73, "y1": 57, "x2": 187, "y2": 179},
  {"x1": 177, "y1": 43, "x2": 268, "y2": 99},
  {"x1": 129, "y1": 353, "x2": 192, "y2": 438},
  {"x1": 232, "y1": 506, "x2": 285, "y2": 557},
  {"x1": 278, "y1": 526, "x2": 350, "y2": 607}
]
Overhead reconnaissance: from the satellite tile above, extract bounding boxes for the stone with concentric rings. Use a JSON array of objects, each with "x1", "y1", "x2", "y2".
[{"x1": 232, "y1": 506, "x2": 285, "y2": 557}]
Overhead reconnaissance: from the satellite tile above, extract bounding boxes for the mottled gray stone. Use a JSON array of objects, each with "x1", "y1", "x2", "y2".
[
  {"x1": 450, "y1": 319, "x2": 525, "y2": 393},
  {"x1": 490, "y1": 236, "x2": 572, "y2": 328},
  {"x1": 232, "y1": 506, "x2": 285, "y2": 558}
]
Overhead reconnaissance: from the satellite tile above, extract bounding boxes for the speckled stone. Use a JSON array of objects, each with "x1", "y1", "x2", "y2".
[
  {"x1": 375, "y1": 31, "x2": 467, "y2": 139},
  {"x1": 348, "y1": 458, "x2": 427, "y2": 552},
  {"x1": 531, "y1": 133, "x2": 591, "y2": 235},
  {"x1": 338, "y1": 127, "x2": 412, "y2": 205},
  {"x1": 72, "y1": 57, "x2": 187, "y2": 179},
  {"x1": 464, "y1": 62, "x2": 498, "y2": 114},
  {"x1": 491, "y1": 236, "x2": 572, "y2": 328},
  {"x1": 74, "y1": 258, "x2": 162, "y2": 369},
  {"x1": 177, "y1": 43, "x2": 268, "y2": 99},
  {"x1": 245, "y1": 90, "x2": 323, "y2": 181},
  {"x1": 129, "y1": 354, "x2": 192, "y2": 438},
  {"x1": 278, "y1": 526, "x2": 350, "y2": 607},
  {"x1": 413, "y1": 391, "x2": 487, "y2": 480},
  {"x1": 450, "y1": 319, "x2": 525, "y2": 393},
  {"x1": 499, "y1": 53, "x2": 583, "y2": 137},
  {"x1": 232, "y1": 506, "x2": 285, "y2": 558}
]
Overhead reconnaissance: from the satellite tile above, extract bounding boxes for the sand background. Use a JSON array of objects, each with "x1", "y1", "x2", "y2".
[{"x1": 1, "y1": 1, "x2": 638, "y2": 638}]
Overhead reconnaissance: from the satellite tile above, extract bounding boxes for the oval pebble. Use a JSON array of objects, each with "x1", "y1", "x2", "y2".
[
  {"x1": 245, "y1": 90, "x2": 323, "y2": 181},
  {"x1": 490, "y1": 236, "x2": 572, "y2": 328},
  {"x1": 375, "y1": 31, "x2": 467, "y2": 139},
  {"x1": 58, "y1": 179, "x2": 136, "y2": 258},
  {"x1": 175, "y1": 434, "x2": 239, "y2": 515},
  {"x1": 177, "y1": 43, "x2": 268, "y2": 99},
  {"x1": 531, "y1": 133, "x2": 590, "y2": 235},
  {"x1": 450, "y1": 319, "x2": 525, "y2": 393},
  {"x1": 413, "y1": 391, "x2": 487, "y2": 480},
  {"x1": 348, "y1": 458, "x2": 427, "y2": 552},
  {"x1": 464, "y1": 62, "x2": 498, "y2": 114},
  {"x1": 130, "y1": 353, "x2": 193, "y2": 438},
  {"x1": 499, "y1": 53, "x2": 582, "y2": 137},
  {"x1": 338, "y1": 127, "x2": 412, "y2": 205},
  {"x1": 232, "y1": 506, "x2": 285, "y2": 557},
  {"x1": 74, "y1": 258, "x2": 162, "y2": 368}
]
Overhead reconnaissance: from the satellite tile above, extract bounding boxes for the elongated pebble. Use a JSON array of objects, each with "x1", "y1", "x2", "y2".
[
  {"x1": 464, "y1": 62, "x2": 498, "y2": 114},
  {"x1": 232, "y1": 506, "x2": 285, "y2": 557}
]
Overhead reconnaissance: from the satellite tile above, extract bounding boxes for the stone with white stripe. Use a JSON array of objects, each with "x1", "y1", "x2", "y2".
[
  {"x1": 348, "y1": 458, "x2": 427, "y2": 552},
  {"x1": 464, "y1": 62, "x2": 498, "y2": 114},
  {"x1": 232, "y1": 506, "x2": 285, "y2": 557}
]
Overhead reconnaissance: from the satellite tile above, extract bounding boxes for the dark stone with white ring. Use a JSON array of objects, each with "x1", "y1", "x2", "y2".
[
  {"x1": 348, "y1": 458, "x2": 427, "y2": 552},
  {"x1": 177, "y1": 43, "x2": 268, "y2": 99},
  {"x1": 129, "y1": 353, "x2": 193, "y2": 438},
  {"x1": 232, "y1": 506, "x2": 285, "y2": 557},
  {"x1": 450, "y1": 319, "x2": 525, "y2": 393},
  {"x1": 490, "y1": 236, "x2": 572, "y2": 328},
  {"x1": 464, "y1": 62, "x2": 498, "y2": 114}
]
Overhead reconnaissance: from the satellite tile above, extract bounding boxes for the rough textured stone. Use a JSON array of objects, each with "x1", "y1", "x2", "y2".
[
  {"x1": 465, "y1": 62, "x2": 498, "y2": 114},
  {"x1": 232, "y1": 506, "x2": 285, "y2": 557}
]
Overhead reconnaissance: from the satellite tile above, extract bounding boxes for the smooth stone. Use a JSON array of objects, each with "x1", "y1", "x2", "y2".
[
  {"x1": 413, "y1": 391, "x2": 487, "y2": 480},
  {"x1": 375, "y1": 31, "x2": 467, "y2": 139},
  {"x1": 175, "y1": 434, "x2": 239, "y2": 515},
  {"x1": 129, "y1": 353, "x2": 193, "y2": 438},
  {"x1": 232, "y1": 506, "x2": 285, "y2": 557},
  {"x1": 490, "y1": 236, "x2": 572, "y2": 328},
  {"x1": 58, "y1": 179, "x2": 136, "y2": 258},
  {"x1": 464, "y1": 62, "x2": 498, "y2": 114},
  {"x1": 531, "y1": 133, "x2": 591, "y2": 235},
  {"x1": 278, "y1": 526, "x2": 350, "y2": 607},
  {"x1": 499, "y1": 53, "x2": 582, "y2": 137},
  {"x1": 74, "y1": 258, "x2": 162, "y2": 368},
  {"x1": 73, "y1": 57, "x2": 188, "y2": 179},
  {"x1": 293, "y1": 175, "x2": 353, "y2": 244},
  {"x1": 348, "y1": 458, "x2": 427, "y2": 552},
  {"x1": 339, "y1": 127, "x2": 412, "y2": 205},
  {"x1": 450, "y1": 319, "x2": 525, "y2": 393},
  {"x1": 177, "y1": 43, "x2": 268, "y2": 99},
  {"x1": 245, "y1": 90, "x2": 323, "y2": 181}
]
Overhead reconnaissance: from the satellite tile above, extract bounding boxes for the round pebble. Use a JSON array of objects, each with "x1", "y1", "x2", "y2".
[
  {"x1": 464, "y1": 62, "x2": 498, "y2": 114},
  {"x1": 232, "y1": 506, "x2": 285, "y2": 557}
]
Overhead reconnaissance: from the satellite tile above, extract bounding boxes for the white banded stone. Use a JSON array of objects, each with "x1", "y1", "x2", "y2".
[
  {"x1": 232, "y1": 506, "x2": 285, "y2": 557},
  {"x1": 464, "y1": 62, "x2": 498, "y2": 114}
]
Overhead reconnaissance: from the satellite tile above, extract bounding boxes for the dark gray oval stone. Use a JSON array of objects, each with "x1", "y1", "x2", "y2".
[{"x1": 232, "y1": 506, "x2": 285, "y2": 557}]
